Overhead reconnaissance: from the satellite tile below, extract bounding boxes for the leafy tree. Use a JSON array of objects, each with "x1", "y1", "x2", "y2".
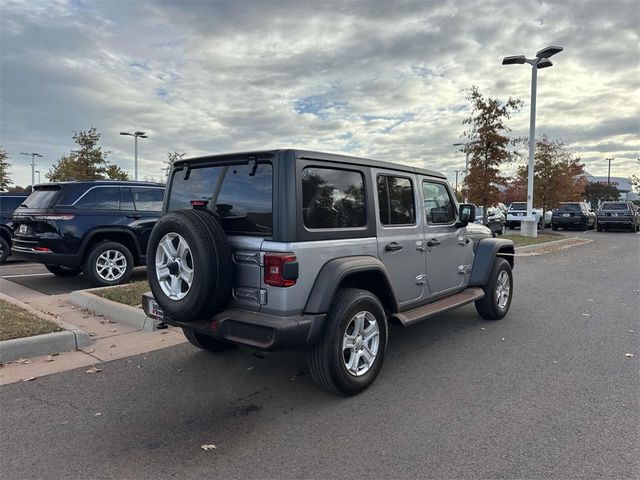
[
  {"x1": 0, "y1": 146, "x2": 13, "y2": 190},
  {"x1": 47, "y1": 128, "x2": 112, "y2": 182},
  {"x1": 104, "y1": 164, "x2": 129, "y2": 180},
  {"x1": 164, "y1": 151, "x2": 185, "y2": 181},
  {"x1": 7, "y1": 185, "x2": 30, "y2": 193},
  {"x1": 513, "y1": 135, "x2": 586, "y2": 229},
  {"x1": 583, "y1": 182, "x2": 620, "y2": 207},
  {"x1": 631, "y1": 159, "x2": 640, "y2": 192},
  {"x1": 461, "y1": 86, "x2": 523, "y2": 223}
]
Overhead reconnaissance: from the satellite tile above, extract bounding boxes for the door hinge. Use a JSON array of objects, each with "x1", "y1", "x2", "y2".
[
  {"x1": 458, "y1": 264, "x2": 472, "y2": 275},
  {"x1": 458, "y1": 236, "x2": 470, "y2": 245},
  {"x1": 415, "y1": 274, "x2": 427, "y2": 285}
]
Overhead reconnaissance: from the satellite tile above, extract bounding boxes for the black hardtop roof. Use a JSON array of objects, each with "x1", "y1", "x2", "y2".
[
  {"x1": 34, "y1": 180, "x2": 165, "y2": 188},
  {"x1": 174, "y1": 149, "x2": 446, "y2": 179}
]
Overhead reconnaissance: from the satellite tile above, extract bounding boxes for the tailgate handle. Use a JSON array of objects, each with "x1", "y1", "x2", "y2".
[
  {"x1": 127, "y1": 215, "x2": 142, "y2": 220},
  {"x1": 385, "y1": 242, "x2": 403, "y2": 252}
]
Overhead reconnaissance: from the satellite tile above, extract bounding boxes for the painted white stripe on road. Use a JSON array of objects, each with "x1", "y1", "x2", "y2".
[{"x1": 1, "y1": 273, "x2": 53, "y2": 279}]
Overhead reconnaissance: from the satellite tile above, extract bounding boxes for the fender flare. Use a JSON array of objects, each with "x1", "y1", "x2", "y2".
[
  {"x1": 469, "y1": 238, "x2": 515, "y2": 287},
  {"x1": 79, "y1": 227, "x2": 142, "y2": 259},
  {"x1": 304, "y1": 255, "x2": 398, "y2": 314}
]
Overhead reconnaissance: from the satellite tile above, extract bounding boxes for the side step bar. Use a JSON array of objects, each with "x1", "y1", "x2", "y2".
[{"x1": 390, "y1": 287, "x2": 485, "y2": 327}]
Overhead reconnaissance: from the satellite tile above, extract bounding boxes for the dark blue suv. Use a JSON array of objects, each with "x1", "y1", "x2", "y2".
[
  {"x1": 11, "y1": 181, "x2": 165, "y2": 286},
  {"x1": 1, "y1": 192, "x2": 29, "y2": 263}
]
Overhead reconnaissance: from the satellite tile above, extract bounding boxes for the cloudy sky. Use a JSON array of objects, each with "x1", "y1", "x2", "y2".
[{"x1": 1, "y1": 0, "x2": 638, "y2": 188}]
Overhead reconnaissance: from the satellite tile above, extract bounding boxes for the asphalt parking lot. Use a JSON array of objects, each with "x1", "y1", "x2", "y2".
[{"x1": 1, "y1": 229, "x2": 638, "y2": 479}]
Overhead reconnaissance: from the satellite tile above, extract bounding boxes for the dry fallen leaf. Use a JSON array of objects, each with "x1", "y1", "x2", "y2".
[
  {"x1": 88, "y1": 333, "x2": 96, "y2": 337},
  {"x1": 247, "y1": 366, "x2": 254, "y2": 371},
  {"x1": 479, "y1": 327, "x2": 486, "y2": 331},
  {"x1": 553, "y1": 361, "x2": 558, "y2": 364},
  {"x1": 109, "y1": 329, "x2": 118, "y2": 332},
  {"x1": 109, "y1": 344, "x2": 116, "y2": 348},
  {"x1": 161, "y1": 331, "x2": 169, "y2": 335},
  {"x1": 46, "y1": 355, "x2": 55, "y2": 362},
  {"x1": 49, "y1": 352, "x2": 60, "y2": 356},
  {"x1": 629, "y1": 330, "x2": 636, "y2": 333},
  {"x1": 624, "y1": 353, "x2": 634, "y2": 358},
  {"x1": 21, "y1": 376, "x2": 36, "y2": 382},
  {"x1": 582, "y1": 313, "x2": 591, "y2": 317},
  {"x1": 15, "y1": 358, "x2": 31, "y2": 364},
  {"x1": 200, "y1": 444, "x2": 217, "y2": 451},
  {"x1": 86, "y1": 366, "x2": 102, "y2": 374},
  {"x1": 94, "y1": 412, "x2": 102, "y2": 417}
]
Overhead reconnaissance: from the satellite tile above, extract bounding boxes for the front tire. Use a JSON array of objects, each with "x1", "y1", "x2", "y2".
[
  {"x1": 0, "y1": 237, "x2": 9, "y2": 264},
  {"x1": 83, "y1": 242, "x2": 134, "y2": 286},
  {"x1": 475, "y1": 258, "x2": 513, "y2": 320},
  {"x1": 45, "y1": 265, "x2": 81, "y2": 277},
  {"x1": 308, "y1": 288, "x2": 388, "y2": 396},
  {"x1": 182, "y1": 327, "x2": 235, "y2": 352}
]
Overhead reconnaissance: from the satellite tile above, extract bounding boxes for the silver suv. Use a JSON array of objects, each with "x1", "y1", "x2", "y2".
[{"x1": 143, "y1": 150, "x2": 515, "y2": 396}]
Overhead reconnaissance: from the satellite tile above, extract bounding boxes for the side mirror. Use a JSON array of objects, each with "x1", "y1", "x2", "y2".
[{"x1": 456, "y1": 203, "x2": 475, "y2": 227}]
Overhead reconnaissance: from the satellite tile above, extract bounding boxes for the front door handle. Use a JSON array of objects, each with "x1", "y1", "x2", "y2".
[
  {"x1": 427, "y1": 238, "x2": 440, "y2": 247},
  {"x1": 385, "y1": 242, "x2": 403, "y2": 252}
]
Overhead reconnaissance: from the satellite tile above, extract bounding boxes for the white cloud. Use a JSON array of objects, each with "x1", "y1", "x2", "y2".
[{"x1": 1, "y1": 0, "x2": 638, "y2": 188}]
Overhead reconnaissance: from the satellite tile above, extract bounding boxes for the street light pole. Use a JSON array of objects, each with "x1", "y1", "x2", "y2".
[
  {"x1": 120, "y1": 131, "x2": 148, "y2": 181},
  {"x1": 20, "y1": 152, "x2": 43, "y2": 191},
  {"x1": 453, "y1": 141, "x2": 479, "y2": 202},
  {"x1": 503, "y1": 45, "x2": 563, "y2": 238},
  {"x1": 607, "y1": 157, "x2": 613, "y2": 185},
  {"x1": 454, "y1": 170, "x2": 459, "y2": 193}
]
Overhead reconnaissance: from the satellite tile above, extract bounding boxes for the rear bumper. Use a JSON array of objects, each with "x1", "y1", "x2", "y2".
[
  {"x1": 552, "y1": 217, "x2": 586, "y2": 226},
  {"x1": 10, "y1": 246, "x2": 82, "y2": 267},
  {"x1": 142, "y1": 293, "x2": 326, "y2": 351},
  {"x1": 597, "y1": 217, "x2": 633, "y2": 226}
]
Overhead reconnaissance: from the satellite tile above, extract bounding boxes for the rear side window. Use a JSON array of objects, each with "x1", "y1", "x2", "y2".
[
  {"x1": 20, "y1": 188, "x2": 60, "y2": 209},
  {"x1": 377, "y1": 175, "x2": 415, "y2": 225},
  {"x1": 132, "y1": 187, "x2": 164, "y2": 211},
  {"x1": 75, "y1": 187, "x2": 120, "y2": 210},
  {"x1": 168, "y1": 163, "x2": 273, "y2": 234},
  {"x1": 423, "y1": 181, "x2": 455, "y2": 224},
  {"x1": 302, "y1": 167, "x2": 366, "y2": 229},
  {"x1": 0, "y1": 196, "x2": 26, "y2": 213}
]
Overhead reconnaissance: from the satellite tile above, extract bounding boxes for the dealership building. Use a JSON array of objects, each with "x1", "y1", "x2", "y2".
[{"x1": 585, "y1": 173, "x2": 638, "y2": 201}]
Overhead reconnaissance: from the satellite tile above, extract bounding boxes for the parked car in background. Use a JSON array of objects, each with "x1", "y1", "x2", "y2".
[
  {"x1": 11, "y1": 181, "x2": 165, "y2": 285},
  {"x1": 551, "y1": 202, "x2": 596, "y2": 231},
  {"x1": 475, "y1": 206, "x2": 505, "y2": 235},
  {"x1": 0, "y1": 192, "x2": 29, "y2": 263},
  {"x1": 506, "y1": 202, "x2": 551, "y2": 229},
  {"x1": 596, "y1": 201, "x2": 640, "y2": 232}
]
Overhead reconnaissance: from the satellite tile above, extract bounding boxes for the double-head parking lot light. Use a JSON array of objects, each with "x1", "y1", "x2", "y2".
[
  {"x1": 120, "y1": 131, "x2": 148, "y2": 181},
  {"x1": 502, "y1": 45, "x2": 563, "y2": 237}
]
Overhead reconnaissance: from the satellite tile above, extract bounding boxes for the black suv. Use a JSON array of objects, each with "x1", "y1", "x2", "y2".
[
  {"x1": 0, "y1": 192, "x2": 29, "y2": 263},
  {"x1": 596, "y1": 201, "x2": 640, "y2": 232},
  {"x1": 551, "y1": 202, "x2": 596, "y2": 231},
  {"x1": 11, "y1": 181, "x2": 165, "y2": 285}
]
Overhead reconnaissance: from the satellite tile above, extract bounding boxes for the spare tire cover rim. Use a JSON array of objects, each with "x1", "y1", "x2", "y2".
[{"x1": 156, "y1": 232, "x2": 194, "y2": 300}]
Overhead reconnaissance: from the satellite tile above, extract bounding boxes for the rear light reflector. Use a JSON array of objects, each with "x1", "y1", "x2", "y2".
[
  {"x1": 33, "y1": 213, "x2": 76, "y2": 221},
  {"x1": 264, "y1": 253, "x2": 297, "y2": 287},
  {"x1": 34, "y1": 247, "x2": 51, "y2": 252}
]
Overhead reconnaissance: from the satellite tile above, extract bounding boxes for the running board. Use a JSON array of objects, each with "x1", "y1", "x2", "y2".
[{"x1": 390, "y1": 288, "x2": 485, "y2": 327}]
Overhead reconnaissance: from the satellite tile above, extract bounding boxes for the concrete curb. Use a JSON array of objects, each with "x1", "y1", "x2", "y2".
[
  {"x1": 69, "y1": 290, "x2": 159, "y2": 332},
  {"x1": 0, "y1": 292, "x2": 92, "y2": 363},
  {"x1": 514, "y1": 236, "x2": 589, "y2": 253}
]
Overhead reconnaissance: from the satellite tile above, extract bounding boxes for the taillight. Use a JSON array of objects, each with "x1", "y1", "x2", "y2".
[
  {"x1": 264, "y1": 253, "x2": 298, "y2": 287},
  {"x1": 32, "y1": 213, "x2": 76, "y2": 221}
]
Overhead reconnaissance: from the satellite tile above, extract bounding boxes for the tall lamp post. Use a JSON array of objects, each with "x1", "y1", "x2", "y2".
[
  {"x1": 119, "y1": 131, "x2": 148, "y2": 181},
  {"x1": 502, "y1": 45, "x2": 563, "y2": 238},
  {"x1": 20, "y1": 152, "x2": 43, "y2": 191},
  {"x1": 453, "y1": 141, "x2": 480, "y2": 202}
]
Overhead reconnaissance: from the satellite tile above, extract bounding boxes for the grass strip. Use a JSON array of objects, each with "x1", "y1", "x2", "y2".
[
  {"x1": 93, "y1": 280, "x2": 150, "y2": 307},
  {"x1": 0, "y1": 299, "x2": 62, "y2": 341}
]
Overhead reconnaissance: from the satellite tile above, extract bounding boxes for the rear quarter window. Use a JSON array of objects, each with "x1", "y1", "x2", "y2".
[{"x1": 20, "y1": 188, "x2": 60, "y2": 209}]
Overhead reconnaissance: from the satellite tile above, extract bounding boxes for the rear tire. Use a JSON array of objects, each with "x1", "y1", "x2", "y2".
[
  {"x1": 307, "y1": 288, "x2": 388, "y2": 396},
  {"x1": 45, "y1": 265, "x2": 81, "y2": 277},
  {"x1": 182, "y1": 327, "x2": 235, "y2": 352},
  {"x1": 0, "y1": 237, "x2": 9, "y2": 264},
  {"x1": 83, "y1": 242, "x2": 134, "y2": 287},
  {"x1": 552, "y1": 224, "x2": 558, "y2": 231},
  {"x1": 597, "y1": 224, "x2": 603, "y2": 232},
  {"x1": 475, "y1": 258, "x2": 513, "y2": 321}
]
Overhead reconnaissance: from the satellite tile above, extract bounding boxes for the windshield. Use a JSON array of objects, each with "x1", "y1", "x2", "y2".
[
  {"x1": 599, "y1": 202, "x2": 628, "y2": 211},
  {"x1": 558, "y1": 204, "x2": 581, "y2": 211},
  {"x1": 168, "y1": 162, "x2": 273, "y2": 235},
  {"x1": 20, "y1": 187, "x2": 60, "y2": 209},
  {"x1": 510, "y1": 203, "x2": 526, "y2": 211}
]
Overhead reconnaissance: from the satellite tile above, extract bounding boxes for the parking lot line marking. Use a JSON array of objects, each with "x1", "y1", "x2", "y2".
[{"x1": 1, "y1": 273, "x2": 53, "y2": 279}]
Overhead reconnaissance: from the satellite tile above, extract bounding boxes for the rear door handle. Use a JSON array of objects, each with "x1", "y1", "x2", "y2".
[
  {"x1": 427, "y1": 238, "x2": 440, "y2": 247},
  {"x1": 385, "y1": 242, "x2": 403, "y2": 252}
]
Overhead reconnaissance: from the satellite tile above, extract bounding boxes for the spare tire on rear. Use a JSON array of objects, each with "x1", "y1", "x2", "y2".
[{"x1": 147, "y1": 209, "x2": 233, "y2": 322}]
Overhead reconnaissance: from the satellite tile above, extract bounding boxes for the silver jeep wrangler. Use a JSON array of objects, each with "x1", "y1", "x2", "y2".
[{"x1": 143, "y1": 150, "x2": 514, "y2": 396}]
